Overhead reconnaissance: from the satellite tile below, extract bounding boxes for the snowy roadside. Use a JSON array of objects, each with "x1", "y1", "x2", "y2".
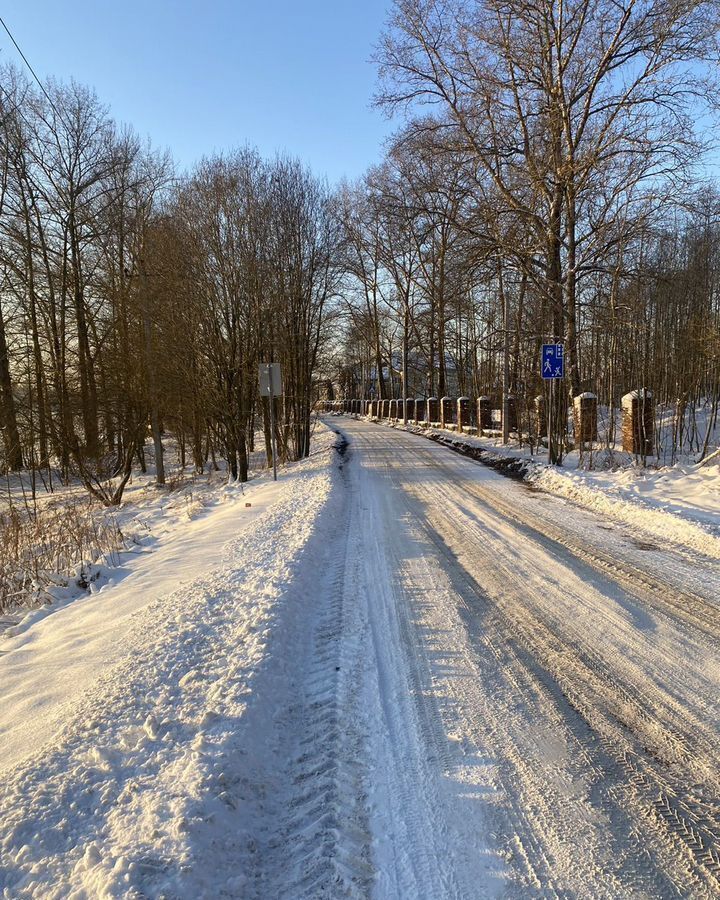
[
  {"x1": 353, "y1": 416, "x2": 720, "y2": 560},
  {"x1": 0, "y1": 438, "x2": 273, "y2": 631},
  {"x1": 526, "y1": 461, "x2": 720, "y2": 558},
  {"x1": 0, "y1": 421, "x2": 340, "y2": 899}
]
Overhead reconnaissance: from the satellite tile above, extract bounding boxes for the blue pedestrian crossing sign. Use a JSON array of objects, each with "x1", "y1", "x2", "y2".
[{"x1": 542, "y1": 343, "x2": 565, "y2": 379}]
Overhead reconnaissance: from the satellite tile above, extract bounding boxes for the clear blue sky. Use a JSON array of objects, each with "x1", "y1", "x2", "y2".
[{"x1": 0, "y1": 0, "x2": 396, "y2": 183}]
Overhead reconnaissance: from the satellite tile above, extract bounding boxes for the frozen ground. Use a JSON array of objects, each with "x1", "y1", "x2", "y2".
[{"x1": 1, "y1": 417, "x2": 720, "y2": 898}]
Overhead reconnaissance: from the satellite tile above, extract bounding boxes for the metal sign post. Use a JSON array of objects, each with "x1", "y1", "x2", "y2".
[
  {"x1": 541, "y1": 344, "x2": 564, "y2": 464},
  {"x1": 259, "y1": 363, "x2": 282, "y2": 481}
]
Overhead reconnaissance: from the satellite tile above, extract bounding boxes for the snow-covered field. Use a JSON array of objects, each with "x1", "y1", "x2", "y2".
[{"x1": 2, "y1": 416, "x2": 719, "y2": 898}]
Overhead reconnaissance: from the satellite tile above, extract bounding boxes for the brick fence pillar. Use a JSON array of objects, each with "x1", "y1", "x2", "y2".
[
  {"x1": 440, "y1": 396, "x2": 453, "y2": 429},
  {"x1": 477, "y1": 396, "x2": 492, "y2": 431},
  {"x1": 622, "y1": 389, "x2": 654, "y2": 455},
  {"x1": 573, "y1": 392, "x2": 598, "y2": 448},
  {"x1": 457, "y1": 397, "x2": 471, "y2": 431}
]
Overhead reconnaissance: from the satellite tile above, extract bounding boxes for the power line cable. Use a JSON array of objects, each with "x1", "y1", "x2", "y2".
[{"x1": 0, "y1": 14, "x2": 55, "y2": 109}]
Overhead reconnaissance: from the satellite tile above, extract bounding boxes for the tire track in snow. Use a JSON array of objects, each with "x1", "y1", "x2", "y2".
[
  {"x1": 367, "y1": 454, "x2": 641, "y2": 897},
  {"x1": 341, "y1": 420, "x2": 720, "y2": 897},
  {"x1": 422, "y1": 462, "x2": 720, "y2": 896},
  {"x1": 389, "y1": 435, "x2": 720, "y2": 782},
  {"x1": 248, "y1": 435, "x2": 374, "y2": 899},
  {"x1": 430, "y1": 472, "x2": 720, "y2": 792},
  {"x1": 456, "y1": 473, "x2": 720, "y2": 652},
  {"x1": 344, "y1": 428, "x2": 501, "y2": 899}
]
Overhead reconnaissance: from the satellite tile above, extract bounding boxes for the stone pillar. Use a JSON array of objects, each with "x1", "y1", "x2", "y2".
[
  {"x1": 622, "y1": 389, "x2": 654, "y2": 455},
  {"x1": 381, "y1": 399, "x2": 389, "y2": 419},
  {"x1": 405, "y1": 398, "x2": 415, "y2": 423},
  {"x1": 477, "y1": 396, "x2": 492, "y2": 431},
  {"x1": 397, "y1": 398, "x2": 405, "y2": 421},
  {"x1": 573, "y1": 392, "x2": 598, "y2": 447},
  {"x1": 426, "y1": 397, "x2": 439, "y2": 424},
  {"x1": 440, "y1": 396, "x2": 453, "y2": 429},
  {"x1": 457, "y1": 397, "x2": 471, "y2": 431},
  {"x1": 389, "y1": 399, "x2": 397, "y2": 420},
  {"x1": 415, "y1": 398, "x2": 426, "y2": 425}
]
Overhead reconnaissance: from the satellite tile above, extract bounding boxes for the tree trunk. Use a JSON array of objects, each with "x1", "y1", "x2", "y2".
[{"x1": 0, "y1": 301, "x2": 23, "y2": 470}]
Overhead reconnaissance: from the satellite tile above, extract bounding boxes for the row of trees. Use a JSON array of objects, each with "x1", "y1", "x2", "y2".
[
  {"x1": 0, "y1": 67, "x2": 340, "y2": 500},
  {"x1": 2, "y1": 0, "x2": 720, "y2": 489},
  {"x1": 337, "y1": 0, "x2": 720, "y2": 461}
]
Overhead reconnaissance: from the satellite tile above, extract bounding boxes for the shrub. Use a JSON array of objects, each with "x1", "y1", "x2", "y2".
[{"x1": 0, "y1": 499, "x2": 125, "y2": 613}]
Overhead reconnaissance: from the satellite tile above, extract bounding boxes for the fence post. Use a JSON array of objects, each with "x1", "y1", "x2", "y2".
[
  {"x1": 573, "y1": 392, "x2": 598, "y2": 451},
  {"x1": 477, "y1": 396, "x2": 492, "y2": 432},
  {"x1": 457, "y1": 397, "x2": 470, "y2": 431},
  {"x1": 622, "y1": 389, "x2": 654, "y2": 457},
  {"x1": 440, "y1": 396, "x2": 453, "y2": 429},
  {"x1": 405, "y1": 398, "x2": 415, "y2": 424}
]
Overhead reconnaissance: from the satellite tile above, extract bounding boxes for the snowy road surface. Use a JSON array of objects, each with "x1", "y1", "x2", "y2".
[{"x1": 2, "y1": 418, "x2": 720, "y2": 898}]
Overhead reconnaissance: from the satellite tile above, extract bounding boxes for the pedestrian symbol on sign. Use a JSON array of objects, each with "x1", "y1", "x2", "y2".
[{"x1": 541, "y1": 343, "x2": 564, "y2": 379}]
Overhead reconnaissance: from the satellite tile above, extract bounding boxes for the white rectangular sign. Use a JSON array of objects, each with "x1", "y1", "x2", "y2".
[{"x1": 259, "y1": 363, "x2": 282, "y2": 397}]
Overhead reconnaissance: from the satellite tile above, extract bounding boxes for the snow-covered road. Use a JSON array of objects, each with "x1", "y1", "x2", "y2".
[
  {"x1": 338, "y1": 418, "x2": 720, "y2": 898},
  {"x1": 2, "y1": 418, "x2": 720, "y2": 898}
]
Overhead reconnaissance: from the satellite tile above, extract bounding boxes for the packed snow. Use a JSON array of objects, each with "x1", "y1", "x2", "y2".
[
  {"x1": 2, "y1": 416, "x2": 719, "y2": 898},
  {"x1": 0, "y1": 425, "x2": 340, "y2": 897},
  {"x1": 368, "y1": 401, "x2": 720, "y2": 558}
]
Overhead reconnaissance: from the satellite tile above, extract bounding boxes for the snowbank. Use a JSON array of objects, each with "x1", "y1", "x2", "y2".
[
  {"x1": 0, "y1": 423, "x2": 339, "y2": 898},
  {"x1": 528, "y1": 462, "x2": 720, "y2": 559}
]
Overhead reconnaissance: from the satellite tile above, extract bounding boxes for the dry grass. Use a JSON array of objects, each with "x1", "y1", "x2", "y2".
[{"x1": 0, "y1": 499, "x2": 125, "y2": 613}]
